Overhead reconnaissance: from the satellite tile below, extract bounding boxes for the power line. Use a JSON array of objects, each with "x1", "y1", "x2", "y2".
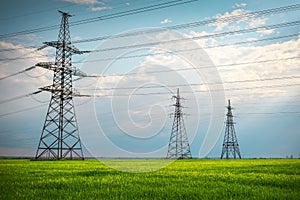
[
  {"x1": 2, "y1": 103, "x2": 299, "y2": 119},
  {"x1": 234, "y1": 101, "x2": 300, "y2": 106},
  {"x1": 7, "y1": 20, "x2": 283, "y2": 64},
  {"x1": 0, "y1": 91, "x2": 41, "y2": 105},
  {"x1": 0, "y1": 97, "x2": 93, "y2": 118},
  {"x1": 0, "y1": 104, "x2": 47, "y2": 118},
  {"x1": 0, "y1": 45, "x2": 39, "y2": 52},
  {"x1": 1, "y1": 91, "x2": 299, "y2": 120},
  {"x1": 87, "y1": 20, "x2": 300, "y2": 53},
  {"x1": 11, "y1": 56, "x2": 294, "y2": 85},
  {"x1": 237, "y1": 111, "x2": 300, "y2": 115},
  {"x1": 2, "y1": 32, "x2": 298, "y2": 63},
  {"x1": 0, "y1": 44, "x2": 54, "y2": 65},
  {"x1": 71, "y1": 0, "x2": 199, "y2": 26},
  {"x1": 78, "y1": 56, "x2": 299, "y2": 78},
  {"x1": 2, "y1": 3, "x2": 299, "y2": 53},
  {"x1": 1, "y1": 3, "x2": 299, "y2": 41},
  {"x1": 0, "y1": 66, "x2": 36, "y2": 81},
  {"x1": 76, "y1": 83, "x2": 300, "y2": 97},
  {"x1": 1, "y1": 56, "x2": 298, "y2": 93},
  {"x1": 0, "y1": 54, "x2": 55, "y2": 62},
  {"x1": 1, "y1": 90, "x2": 299, "y2": 118},
  {"x1": 199, "y1": 98, "x2": 300, "y2": 107},
  {"x1": 72, "y1": 4, "x2": 300, "y2": 44},
  {"x1": 73, "y1": 34, "x2": 299, "y2": 63},
  {"x1": 1, "y1": 16, "x2": 298, "y2": 57},
  {"x1": 0, "y1": 0, "x2": 199, "y2": 39},
  {"x1": 80, "y1": 75, "x2": 300, "y2": 91},
  {"x1": 2, "y1": 78, "x2": 298, "y2": 106}
]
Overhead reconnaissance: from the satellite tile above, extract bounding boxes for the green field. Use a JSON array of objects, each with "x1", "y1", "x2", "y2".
[{"x1": 0, "y1": 159, "x2": 299, "y2": 199}]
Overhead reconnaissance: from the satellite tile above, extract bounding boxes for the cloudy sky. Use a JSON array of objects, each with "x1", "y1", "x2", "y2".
[{"x1": 0, "y1": 0, "x2": 299, "y2": 158}]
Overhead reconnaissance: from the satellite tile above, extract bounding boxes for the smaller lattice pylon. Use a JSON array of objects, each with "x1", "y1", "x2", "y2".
[
  {"x1": 220, "y1": 99, "x2": 241, "y2": 159},
  {"x1": 166, "y1": 88, "x2": 192, "y2": 159}
]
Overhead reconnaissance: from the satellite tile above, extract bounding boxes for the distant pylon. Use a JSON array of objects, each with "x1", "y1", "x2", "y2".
[
  {"x1": 35, "y1": 11, "x2": 87, "y2": 159},
  {"x1": 220, "y1": 99, "x2": 241, "y2": 159},
  {"x1": 167, "y1": 88, "x2": 192, "y2": 159}
]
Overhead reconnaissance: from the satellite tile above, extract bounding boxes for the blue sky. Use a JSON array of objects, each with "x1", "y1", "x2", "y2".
[{"x1": 0, "y1": 0, "x2": 299, "y2": 158}]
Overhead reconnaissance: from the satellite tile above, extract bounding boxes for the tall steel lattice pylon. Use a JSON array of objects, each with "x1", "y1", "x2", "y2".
[
  {"x1": 167, "y1": 88, "x2": 192, "y2": 159},
  {"x1": 35, "y1": 11, "x2": 86, "y2": 159},
  {"x1": 220, "y1": 99, "x2": 241, "y2": 159}
]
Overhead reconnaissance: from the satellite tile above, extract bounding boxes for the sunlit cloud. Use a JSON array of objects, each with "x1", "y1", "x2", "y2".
[{"x1": 160, "y1": 19, "x2": 172, "y2": 24}]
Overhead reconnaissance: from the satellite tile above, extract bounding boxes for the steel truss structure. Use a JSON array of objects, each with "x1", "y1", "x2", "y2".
[
  {"x1": 220, "y1": 99, "x2": 241, "y2": 159},
  {"x1": 35, "y1": 11, "x2": 86, "y2": 159},
  {"x1": 167, "y1": 88, "x2": 192, "y2": 159}
]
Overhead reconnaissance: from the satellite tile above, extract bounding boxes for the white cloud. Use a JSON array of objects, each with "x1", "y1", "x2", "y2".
[
  {"x1": 160, "y1": 19, "x2": 172, "y2": 24},
  {"x1": 246, "y1": 37, "x2": 258, "y2": 42},
  {"x1": 73, "y1": 36, "x2": 82, "y2": 41},
  {"x1": 209, "y1": 6, "x2": 270, "y2": 32},
  {"x1": 0, "y1": 42, "x2": 51, "y2": 73},
  {"x1": 0, "y1": 41, "x2": 54, "y2": 119},
  {"x1": 90, "y1": 6, "x2": 111, "y2": 12},
  {"x1": 209, "y1": 9, "x2": 249, "y2": 31},
  {"x1": 60, "y1": 0, "x2": 102, "y2": 5},
  {"x1": 248, "y1": 17, "x2": 268, "y2": 28},
  {"x1": 186, "y1": 31, "x2": 217, "y2": 47},
  {"x1": 234, "y1": 3, "x2": 247, "y2": 8},
  {"x1": 11, "y1": 33, "x2": 38, "y2": 41},
  {"x1": 187, "y1": 31, "x2": 300, "y2": 103},
  {"x1": 256, "y1": 28, "x2": 275, "y2": 35}
]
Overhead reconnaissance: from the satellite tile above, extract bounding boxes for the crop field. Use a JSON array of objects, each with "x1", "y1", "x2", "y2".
[{"x1": 0, "y1": 159, "x2": 299, "y2": 199}]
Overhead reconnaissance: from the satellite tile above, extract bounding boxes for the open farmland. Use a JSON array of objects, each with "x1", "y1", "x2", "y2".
[{"x1": 0, "y1": 159, "x2": 299, "y2": 199}]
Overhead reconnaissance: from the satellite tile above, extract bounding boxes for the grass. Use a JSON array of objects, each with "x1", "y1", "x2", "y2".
[{"x1": 0, "y1": 159, "x2": 299, "y2": 199}]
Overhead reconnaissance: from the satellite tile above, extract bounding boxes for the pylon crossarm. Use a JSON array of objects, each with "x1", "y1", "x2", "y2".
[
  {"x1": 36, "y1": 62, "x2": 87, "y2": 77},
  {"x1": 43, "y1": 41, "x2": 90, "y2": 55}
]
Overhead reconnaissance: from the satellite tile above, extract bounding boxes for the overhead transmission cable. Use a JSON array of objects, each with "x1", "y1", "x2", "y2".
[
  {"x1": 1, "y1": 3, "x2": 299, "y2": 52},
  {"x1": 0, "y1": 104, "x2": 47, "y2": 118},
  {"x1": 76, "y1": 56, "x2": 299, "y2": 78},
  {"x1": 79, "y1": 75, "x2": 300, "y2": 91},
  {"x1": 86, "y1": 20, "x2": 300, "y2": 53},
  {"x1": 0, "y1": 3, "x2": 299, "y2": 41},
  {"x1": 72, "y1": 4, "x2": 300, "y2": 44},
  {"x1": 1, "y1": 28, "x2": 299, "y2": 62},
  {"x1": 0, "y1": 91, "x2": 42, "y2": 105},
  {"x1": 0, "y1": 45, "x2": 39, "y2": 52},
  {"x1": 0, "y1": 66, "x2": 36, "y2": 80},
  {"x1": 0, "y1": 54, "x2": 55, "y2": 62},
  {"x1": 76, "y1": 83, "x2": 300, "y2": 98},
  {"x1": 1, "y1": 75, "x2": 299, "y2": 105},
  {"x1": 2, "y1": 103, "x2": 299, "y2": 119},
  {"x1": 0, "y1": 0, "x2": 200, "y2": 39},
  {"x1": 1, "y1": 56, "x2": 298, "y2": 81},
  {"x1": 73, "y1": 34, "x2": 299, "y2": 63},
  {"x1": 71, "y1": 0, "x2": 200, "y2": 26},
  {"x1": 237, "y1": 111, "x2": 300, "y2": 115}
]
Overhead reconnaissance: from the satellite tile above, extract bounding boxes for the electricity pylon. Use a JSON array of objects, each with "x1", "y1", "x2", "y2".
[
  {"x1": 167, "y1": 88, "x2": 192, "y2": 159},
  {"x1": 35, "y1": 11, "x2": 88, "y2": 159},
  {"x1": 220, "y1": 99, "x2": 241, "y2": 159}
]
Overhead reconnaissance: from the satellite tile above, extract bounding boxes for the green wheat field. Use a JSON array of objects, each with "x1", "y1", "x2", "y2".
[{"x1": 0, "y1": 159, "x2": 299, "y2": 199}]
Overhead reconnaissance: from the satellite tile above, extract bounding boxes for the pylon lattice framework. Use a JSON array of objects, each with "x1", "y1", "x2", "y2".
[
  {"x1": 220, "y1": 99, "x2": 241, "y2": 159},
  {"x1": 35, "y1": 11, "x2": 86, "y2": 159},
  {"x1": 167, "y1": 88, "x2": 192, "y2": 159}
]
